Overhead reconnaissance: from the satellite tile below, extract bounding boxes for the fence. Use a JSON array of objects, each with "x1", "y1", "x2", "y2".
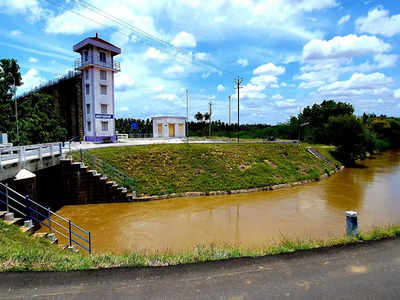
[
  {"x1": 0, "y1": 183, "x2": 91, "y2": 254},
  {"x1": 0, "y1": 142, "x2": 63, "y2": 164},
  {"x1": 78, "y1": 150, "x2": 136, "y2": 192}
]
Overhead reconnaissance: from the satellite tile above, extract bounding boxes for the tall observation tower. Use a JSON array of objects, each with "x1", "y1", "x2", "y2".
[{"x1": 73, "y1": 34, "x2": 121, "y2": 142}]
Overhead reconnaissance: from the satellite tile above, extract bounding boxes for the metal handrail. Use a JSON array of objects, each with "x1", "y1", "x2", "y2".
[
  {"x1": 78, "y1": 150, "x2": 136, "y2": 192},
  {"x1": 0, "y1": 142, "x2": 63, "y2": 163},
  {"x1": 0, "y1": 183, "x2": 92, "y2": 254}
]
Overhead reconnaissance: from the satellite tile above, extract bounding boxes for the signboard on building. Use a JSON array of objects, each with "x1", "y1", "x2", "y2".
[
  {"x1": 95, "y1": 114, "x2": 114, "y2": 119},
  {"x1": 130, "y1": 122, "x2": 138, "y2": 130}
]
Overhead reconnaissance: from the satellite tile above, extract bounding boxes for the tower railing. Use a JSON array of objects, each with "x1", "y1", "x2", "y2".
[{"x1": 75, "y1": 57, "x2": 121, "y2": 72}]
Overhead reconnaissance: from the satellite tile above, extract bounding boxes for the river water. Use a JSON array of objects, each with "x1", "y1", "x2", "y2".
[{"x1": 56, "y1": 150, "x2": 400, "y2": 254}]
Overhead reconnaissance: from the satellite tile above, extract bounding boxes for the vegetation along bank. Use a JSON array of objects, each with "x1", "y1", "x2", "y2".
[{"x1": 1, "y1": 219, "x2": 399, "y2": 272}]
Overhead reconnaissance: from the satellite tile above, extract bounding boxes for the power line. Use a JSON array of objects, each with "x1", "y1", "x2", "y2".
[{"x1": 43, "y1": 0, "x2": 234, "y2": 76}]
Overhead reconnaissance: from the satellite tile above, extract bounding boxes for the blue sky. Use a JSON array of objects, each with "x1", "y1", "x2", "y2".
[{"x1": 1, "y1": 0, "x2": 400, "y2": 124}]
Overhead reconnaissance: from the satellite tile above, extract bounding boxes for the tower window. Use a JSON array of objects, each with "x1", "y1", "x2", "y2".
[
  {"x1": 84, "y1": 51, "x2": 88, "y2": 61},
  {"x1": 101, "y1": 104, "x2": 108, "y2": 114},
  {"x1": 85, "y1": 84, "x2": 90, "y2": 95},
  {"x1": 99, "y1": 52, "x2": 106, "y2": 63},
  {"x1": 85, "y1": 70, "x2": 89, "y2": 80},
  {"x1": 86, "y1": 104, "x2": 90, "y2": 115},
  {"x1": 101, "y1": 121, "x2": 108, "y2": 131},
  {"x1": 100, "y1": 70, "x2": 107, "y2": 80},
  {"x1": 87, "y1": 121, "x2": 91, "y2": 131},
  {"x1": 100, "y1": 85, "x2": 107, "y2": 95}
]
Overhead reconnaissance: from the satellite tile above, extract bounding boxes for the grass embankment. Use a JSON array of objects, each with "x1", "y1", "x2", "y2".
[
  {"x1": 1, "y1": 219, "x2": 399, "y2": 272},
  {"x1": 85, "y1": 143, "x2": 340, "y2": 196}
]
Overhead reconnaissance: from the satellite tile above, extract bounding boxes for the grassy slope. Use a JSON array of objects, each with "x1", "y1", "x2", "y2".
[
  {"x1": 1, "y1": 220, "x2": 399, "y2": 272},
  {"x1": 87, "y1": 143, "x2": 340, "y2": 196}
]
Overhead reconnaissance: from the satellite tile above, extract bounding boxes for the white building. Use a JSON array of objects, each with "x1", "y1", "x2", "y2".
[
  {"x1": 73, "y1": 34, "x2": 121, "y2": 142},
  {"x1": 152, "y1": 116, "x2": 186, "y2": 138}
]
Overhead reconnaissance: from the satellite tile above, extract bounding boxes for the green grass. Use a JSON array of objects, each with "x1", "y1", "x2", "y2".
[
  {"x1": 1, "y1": 219, "x2": 400, "y2": 272},
  {"x1": 82, "y1": 143, "x2": 340, "y2": 196}
]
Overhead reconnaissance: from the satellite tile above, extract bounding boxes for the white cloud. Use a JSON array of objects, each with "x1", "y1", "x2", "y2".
[
  {"x1": 171, "y1": 31, "x2": 197, "y2": 48},
  {"x1": 394, "y1": 89, "x2": 400, "y2": 99},
  {"x1": 275, "y1": 99, "x2": 297, "y2": 108},
  {"x1": 144, "y1": 47, "x2": 169, "y2": 62},
  {"x1": 337, "y1": 14, "x2": 351, "y2": 25},
  {"x1": 237, "y1": 58, "x2": 249, "y2": 67},
  {"x1": 272, "y1": 94, "x2": 283, "y2": 100},
  {"x1": 356, "y1": 6, "x2": 400, "y2": 37},
  {"x1": 28, "y1": 57, "x2": 38, "y2": 63},
  {"x1": 253, "y1": 63, "x2": 285, "y2": 76},
  {"x1": 250, "y1": 74, "x2": 278, "y2": 87},
  {"x1": 217, "y1": 84, "x2": 225, "y2": 92},
  {"x1": 0, "y1": 0, "x2": 43, "y2": 21},
  {"x1": 373, "y1": 54, "x2": 398, "y2": 69},
  {"x1": 115, "y1": 73, "x2": 135, "y2": 91},
  {"x1": 194, "y1": 52, "x2": 209, "y2": 61},
  {"x1": 152, "y1": 85, "x2": 165, "y2": 92},
  {"x1": 18, "y1": 68, "x2": 43, "y2": 94},
  {"x1": 156, "y1": 93, "x2": 177, "y2": 101},
  {"x1": 119, "y1": 106, "x2": 129, "y2": 112},
  {"x1": 201, "y1": 72, "x2": 210, "y2": 79},
  {"x1": 9, "y1": 30, "x2": 21, "y2": 36},
  {"x1": 318, "y1": 72, "x2": 394, "y2": 96},
  {"x1": 299, "y1": 80, "x2": 325, "y2": 89},
  {"x1": 302, "y1": 34, "x2": 391, "y2": 61},
  {"x1": 163, "y1": 65, "x2": 185, "y2": 76}
]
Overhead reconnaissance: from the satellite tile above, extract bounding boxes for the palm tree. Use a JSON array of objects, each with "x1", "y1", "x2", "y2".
[{"x1": 194, "y1": 112, "x2": 203, "y2": 122}]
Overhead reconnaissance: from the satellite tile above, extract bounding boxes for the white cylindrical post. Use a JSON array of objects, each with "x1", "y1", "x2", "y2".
[{"x1": 346, "y1": 211, "x2": 358, "y2": 236}]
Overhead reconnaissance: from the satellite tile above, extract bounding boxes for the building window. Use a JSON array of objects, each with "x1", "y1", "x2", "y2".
[
  {"x1": 101, "y1": 121, "x2": 108, "y2": 131},
  {"x1": 101, "y1": 104, "x2": 107, "y2": 114},
  {"x1": 84, "y1": 51, "x2": 88, "y2": 61},
  {"x1": 85, "y1": 70, "x2": 89, "y2": 80},
  {"x1": 100, "y1": 70, "x2": 107, "y2": 80},
  {"x1": 99, "y1": 52, "x2": 106, "y2": 63},
  {"x1": 87, "y1": 121, "x2": 91, "y2": 131},
  {"x1": 100, "y1": 85, "x2": 107, "y2": 95},
  {"x1": 85, "y1": 84, "x2": 90, "y2": 95},
  {"x1": 86, "y1": 104, "x2": 90, "y2": 115}
]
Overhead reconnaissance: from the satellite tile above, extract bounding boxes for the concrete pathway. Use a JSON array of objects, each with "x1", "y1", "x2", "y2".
[{"x1": 1, "y1": 238, "x2": 400, "y2": 299}]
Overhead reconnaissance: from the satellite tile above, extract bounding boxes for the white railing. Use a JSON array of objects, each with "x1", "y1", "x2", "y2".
[{"x1": 0, "y1": 142, "x2": 63, "y2": 165}]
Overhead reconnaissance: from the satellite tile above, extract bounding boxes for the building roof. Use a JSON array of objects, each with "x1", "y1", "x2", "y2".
[
  {"x1": 152, "y1": 116, "x2": 187, "y2": 120},
  {"x1": 73, "y1": 33, "x2": 121, "y2": 55}
]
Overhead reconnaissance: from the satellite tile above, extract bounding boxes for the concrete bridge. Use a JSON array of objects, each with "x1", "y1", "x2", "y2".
[{"x1": 0, "y1": 143, "x2": 64, "y2": 181}]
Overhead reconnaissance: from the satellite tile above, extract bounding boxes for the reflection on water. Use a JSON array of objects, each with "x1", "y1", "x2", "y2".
[{"x1": 56, "y1": 150, "x2": 400, "y2": 254}]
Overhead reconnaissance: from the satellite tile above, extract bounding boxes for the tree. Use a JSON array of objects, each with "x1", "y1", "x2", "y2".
[
  {"x1": 325, "y1": 115, "x2": 371, "y2": 166},
  {"x1": 194, "y1": 112, "x2": 203, "y2": 121},
  {"x1": 16, "y1": 93, "x2": 67, "y2": 145},
  {"x1": 0, "y1": 59, "x2": 22, "y2": 135},
  {"x1": 204, "y1": 112, "x2": 210, "y2": 121}
]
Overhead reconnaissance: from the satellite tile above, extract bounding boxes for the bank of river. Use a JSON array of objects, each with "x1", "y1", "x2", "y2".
[{"x1": 57, "y1": 150, "x2": 400, "y2": 254}]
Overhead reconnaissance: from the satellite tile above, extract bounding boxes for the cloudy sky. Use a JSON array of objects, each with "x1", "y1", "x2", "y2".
[{"x1": 1, "y1": 0, "x2": 400, "y2": 124}]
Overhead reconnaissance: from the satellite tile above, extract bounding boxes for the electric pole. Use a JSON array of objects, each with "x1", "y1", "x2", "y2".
[
  {"x1": 228, "y1": 95, "x2": 231, "y2": 125},
  {"x1": 186, "y1": 89, "x2": 189, "y2": 143},
  {"x1": 234, "y1": 76, "x2": 243, "y2": 143},
  {"x1": 208, "y1": 101, "x2": 212, "y2": 137}
]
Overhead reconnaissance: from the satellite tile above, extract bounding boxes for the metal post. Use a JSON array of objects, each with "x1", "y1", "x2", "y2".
[
  {"x1": 88, "y1": 231, "x2": 92, "y2": 255},
  {"x1": 25, "y1": 195, "x2": 31, "y2": 220},
  {"x1": 80, "y1": 148, "x2": 83, "y2": 162},
  {"x1": 186, "y1": 89, "x2": 189, "y2": 144},
  {"x1": 68, "y1": 220, "x2": 72, "y2": 247},
  {"x1": 48, "y1": 207, "x2": 52, "y2": 234},
  {"x1": 5, "y1": 184, "x2": 9, "y2": 213},
  {"x1": 346, "y1": 211, "x2": 358, "y2": 236},
  {"x1": 59, "y1": 143, "x2": 63, "y2": 157}
]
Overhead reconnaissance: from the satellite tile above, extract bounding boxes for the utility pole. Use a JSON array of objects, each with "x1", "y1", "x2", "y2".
[
  {"x1": 234, "y1": 76, "x2": 243, "y2": 143},
  {"x1": 228, "y1": 95, "x2": 231, "y2": 125},
  {"x1": 208, "y1": 101, "x2": 212, "y2": 137},
  {"x1": 186, "y1": 89, "x2": 189, "y2": 143}
]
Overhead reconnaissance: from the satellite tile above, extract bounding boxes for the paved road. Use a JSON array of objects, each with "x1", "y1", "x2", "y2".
[{"x1": 1, "y1": 238, "x2": 400, "y2": 299}]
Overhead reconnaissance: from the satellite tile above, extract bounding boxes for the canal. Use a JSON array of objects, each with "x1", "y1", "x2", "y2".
[{"x1": 56, "y1": 150, "x2": 400, "y2": 254}]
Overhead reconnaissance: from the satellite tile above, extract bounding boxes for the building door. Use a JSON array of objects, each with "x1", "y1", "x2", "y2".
[
  {"x1": 168, "y1": 124, "x2": 175, "y2": 137},
  {"x1": 178, "y1": 124, "x2": 184, "y2": 136},
  {"x1": 158, "y1": 124, "x2": 163, "y2": 137}
]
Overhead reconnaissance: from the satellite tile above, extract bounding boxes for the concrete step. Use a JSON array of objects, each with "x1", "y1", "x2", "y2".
[
  {"x1": 19, "y1": 225, "x2": 35, "y2": 235},
  {"x1": 0, "y1": 211, "x2": 8, "y2": 218},
  {"x1": 33, "y1": 232, "x2": 48, "y2": 239},
  {"x1": 4, "y1": 217, "x2": 24, "y2": 226}
]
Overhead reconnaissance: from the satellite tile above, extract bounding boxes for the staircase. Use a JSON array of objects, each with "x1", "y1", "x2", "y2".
[
  {"x1": 0, "y1": 183, "x2": 91, "y2": 254},
  {"x1": 306, "y1": 147, "x2": 335, "y2": 167}
]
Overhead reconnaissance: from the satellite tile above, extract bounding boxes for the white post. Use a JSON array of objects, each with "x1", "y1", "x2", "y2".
[{"x1": 38, "y1": 145, "x2": 43, "y2": 168}]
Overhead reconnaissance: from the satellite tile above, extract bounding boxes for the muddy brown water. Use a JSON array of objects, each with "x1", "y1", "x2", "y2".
[{"x1": 56, "y1": 150, "x2": 400, "y2": 254}]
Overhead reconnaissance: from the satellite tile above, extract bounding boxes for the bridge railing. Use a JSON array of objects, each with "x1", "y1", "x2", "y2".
[
  {"x1": 0, "y1": 142, "x2": 63, "y2": 164},
  {"x1": 0, "y1": 183, "x2": 92, "y2": 254},
  {"x1": 77, "y1": 150, "x2": 136, "y2": 192}
]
